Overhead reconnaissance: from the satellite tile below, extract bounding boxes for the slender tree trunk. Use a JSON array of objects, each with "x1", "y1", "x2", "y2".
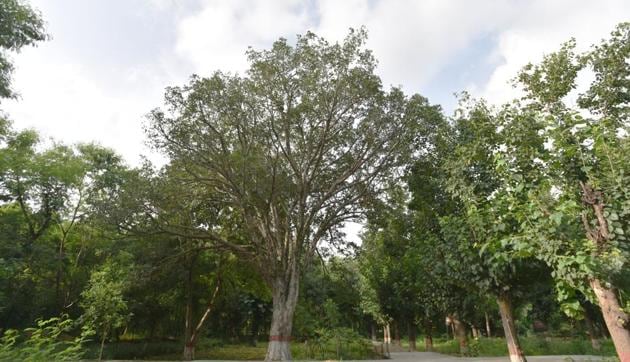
[
  {"x1": 589, "y1": 278, "x2": 630, "y2": 361},
  {"x1": 424, "y1": 320, "x2": 433, "y2": 351},
  {"x1": 98, "y1": 329, "x2": 107, "y2": 361},
  {"x1": 265, "y1": 265, "x2": 299, "y2": 361},
  {"x1": 450, "y1": 315, "x2": 468, "y2": 356},
  {"x1": 371, "y1": 323, "x2": 377, "y2": 341},
  {"x1": 393, "y1": 321, "x2": 401, "y2": 346},
  {"x1": 183, "y1": 276, "x2": 221, "y2": 361},
  {"x1": 497, "y1": 295, "x2": 526, "y2": 362},
  {"x1": 407, "y1": 322, "x2": 416, "y2": 351},
  {"x1": 485, "y1": 312, "x2": 492, "y2": 337},
  {"x1": 471, "y1": 326, "x2": 479, "y2": 339},
  {"x1": 383, "y1": 323, "x2": 390, "y2": 357}
]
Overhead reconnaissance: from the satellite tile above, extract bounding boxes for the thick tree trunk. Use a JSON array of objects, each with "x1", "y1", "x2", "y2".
[
  {"x1": 590, "y1": 278, "x2": 630, "y2": 361},
  {"x1": 485, "y1": 312, "x2": 492, "y2": 337},
  {"x1": 497, "y1": 295, "x2": 526, "y2": 362},
  {"x1": 579, "y1": 182, "x2": 630, "y2": 361},
  {"x1": 265, "y1": 266, "x2": 299, "y2": 361},
  {"x1": 407, "y1": 322, "x2": 416, "y2": 351},
  {"x1": 450, "y1": 315, "x2": 468, "y2": 356}
]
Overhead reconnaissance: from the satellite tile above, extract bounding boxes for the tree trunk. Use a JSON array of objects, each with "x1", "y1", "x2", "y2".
[
  {"x1": 424, "y1": 320, "x2": 433, "y2": 351},
  {"x1": 471, "y1": 325, "x2": 479, "y2": 339},
  {"x1": 579, "y1": 182, "x2": 630, "y2": 361},
  {"x1": 183, "y1": 343, "x2": 195, "y2": 361},
  {"x1": 497, "y1": 295, "x2": 527, "y2": 362},
  {"x1": 589, "y1": 278, "x2": 630, "y2": 361},
  {"x1": 393, "y1": 321, "x2": 401, "y2": 346},
  {"x1": 451, "y1": 315, "x2": 468, "y2": 356},
  {"x1": 383, "y1": 323, "x2": 390, "y2": 357},
  {"x1": 371, "y1": 323, "x2": 376, "y2": 341},
  {"x1": 485, "y1": 312, "x2": 492, "y2": 337},
  {"x1": 265, "y1": 266, "x2": 299, "y2": 361},
  {"x1": 583, "y1": 309, "x2": 601, "y2": 351},
  {"x1": 183, "y1": 275, "x2": 221, "y2": 361},
  {"x1": 183, "y1": 259, "x2": 195, "y2": 360},
  {"x1": 407, "y1": 322, "x2": 416, "y2": 351},
  {"x1": 98, "y1": 329, "x2": 107, "y2": 361}
]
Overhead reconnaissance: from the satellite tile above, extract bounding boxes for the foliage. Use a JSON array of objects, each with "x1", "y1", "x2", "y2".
[
  {"x1": 80, "y1": 258, "x2": 130, "y2": 346},
  {"x1": 0, "y1": 315, "x2": 92, "y2": 361},
  {"x1": 0, "y1": 0, "x2": 48, "y2": 99}
]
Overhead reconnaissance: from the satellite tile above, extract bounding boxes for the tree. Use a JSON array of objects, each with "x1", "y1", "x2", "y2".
[
  {"x1": 0, "y1": 0, "x2": 47, "y2": 100},
  {"x1": 81, "y1": 258, "x2": 130, "y2": 361},
  {"x1": 499, "y1": 23, "x2": 630, "y2": 360},
  {"x1": 146, "y1": 29, "x2": 419, "y2": 360}
]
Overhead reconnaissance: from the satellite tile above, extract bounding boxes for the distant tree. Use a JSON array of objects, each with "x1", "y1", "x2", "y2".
[{"x1": 81, "y1": 258, "x2": 130, "y2": 361}]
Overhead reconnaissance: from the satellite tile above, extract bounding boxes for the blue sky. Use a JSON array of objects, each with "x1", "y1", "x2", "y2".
[{"x1": 4, "y1": 0, "x2": 629, "y2": 165}]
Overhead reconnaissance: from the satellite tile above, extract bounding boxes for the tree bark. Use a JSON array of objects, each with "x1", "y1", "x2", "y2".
[
  {"x1": 485, "y1": 312, "x2": 492, "y2": 337},
  {"x1": 497, "y1": 295, "x2": 527, "y2": 362},
  {"x1": 589, "y1": 278, "x2": 630, "y2": 361},
  {"x1": 450, "y1": 315, "x2": 468, "y2": 356},
  {"x1": 265, "y1": 265, "x2": 299, "y2": 361}
]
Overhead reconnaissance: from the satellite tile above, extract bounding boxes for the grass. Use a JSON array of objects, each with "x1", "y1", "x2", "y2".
[
  {"x1": 87, "y1": 336, "x2": 618, "y2": 360},
  {"x1": 85, "y1": 338, "x2": 379, "y2": 360},
  {"x1": 408, "y1": 336, "x2": 617, "y2": 357}
]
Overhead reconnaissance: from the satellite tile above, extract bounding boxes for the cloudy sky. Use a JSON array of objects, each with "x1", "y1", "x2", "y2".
[{"x1": 3, "y1": 0, "x2": 630, "y2": 165}]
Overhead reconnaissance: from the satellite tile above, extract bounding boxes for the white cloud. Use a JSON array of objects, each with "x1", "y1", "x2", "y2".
[
  {"x1": 3, "y1": 45, "x2": 169, "y2": 166},
  {"x1": 175, "y1": 0, "x2": 311, "y2": 76},
  {"x1": 479, "y1": 0, "x2": 630, "y2": 105},
  {"x1": 4, "y1": 0, "x2": 630, "y2": 171}
]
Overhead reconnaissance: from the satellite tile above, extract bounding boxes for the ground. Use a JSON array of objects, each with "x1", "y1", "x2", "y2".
[{"x1": 168, "y1": 351, "x2": 608, "y2": 362}]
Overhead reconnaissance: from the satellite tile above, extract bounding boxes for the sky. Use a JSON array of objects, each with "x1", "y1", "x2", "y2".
[{"x1": 3, "y1": 0, "x2": 630, "y2": 167}]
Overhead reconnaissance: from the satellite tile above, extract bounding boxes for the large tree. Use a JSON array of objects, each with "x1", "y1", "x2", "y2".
[{"x1": 146, "y1": 30, "x2": 420, "y2": 360}]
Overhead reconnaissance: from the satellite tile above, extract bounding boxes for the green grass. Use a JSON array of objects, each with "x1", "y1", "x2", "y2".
[
  {"x1": 411, "y1": 336, "x2": 617, "y2": 357},
  {"x1": 85, "y1": 338, "x2": 379, "y2": 360}
]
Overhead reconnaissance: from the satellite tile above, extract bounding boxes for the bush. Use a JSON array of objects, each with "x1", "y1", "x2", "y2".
[
  {"x1": 295, "y1": 327, "x2": 377, "y2": 360},
  {"x1": 0, "y1": 315, "x2": 92, "y2": 361}
]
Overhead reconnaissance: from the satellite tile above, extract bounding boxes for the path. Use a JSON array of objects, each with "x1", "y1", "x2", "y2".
[{"x1": 187, "y1": 352, "x2": 609, "y2": 362}]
